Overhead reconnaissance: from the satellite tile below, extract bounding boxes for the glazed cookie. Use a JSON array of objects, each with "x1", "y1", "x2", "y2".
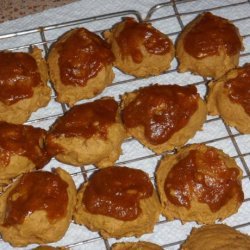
[
  {"x1": 74, "y1": 166, "x2": 161, "y2": 238},
  {"x1": 33, "y1": 247, "x2": 65, "y2": 250},
  {"x1": 104, "y1": 17, "x2": 174, "y2": 77},
  {"x1": 156, "y1": 144, "x2": 243, "y2": 224},
  {"x1": 48, "y1": 28, "x2": 114, "y2": 106},
  {"x1": 181, "y1": 224, "x2": 250, "y2": 250},
  {"x1": 176, "y1": 12, "x2": 243, "y2": 79},
  {"x1": 0, "y1": 122, "x2": 51, "y2": 187},
  {"x1": 0, "y1": 47, "x2": 51, "y2": 124},
  {"x1": 112, "y1": 241, "x2": 163, "y2": 250},
  {"x1": 0, "y1": 168, "x2": 77, "y2": 246},
  {"x1": 121, "y1": 84, "x2": 207, "y2": 154},
  {"x1": 207, "y1": 64, "x2": 250, "y2": 134},
  {"x1": 46, "y1": 97, "x2": 126, "y2": 168}
]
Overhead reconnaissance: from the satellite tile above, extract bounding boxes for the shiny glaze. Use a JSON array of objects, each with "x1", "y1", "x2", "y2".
[
  {"x1": 116, "y1": 17, "x2": 171, "y2": 63},
  {"x1": 122, "y1": 85, "x2": 198, "y2": 145},
  {"x1": 164, "y1": 148, "x2": 243, "y2": 212},
  {"x1": 0, "y1": 52, "x2": 41, "y2": 105},
  {"x1": 83, "y1": 166, "x2": 153, "y2": 220},
  {"x1": 58, "y1": 28, "x2": 114, "y2": 86},
  {"x1": 225, "y1": 64, "x2": 250, "y2": 115},
  {"x1": 3, "y1": 171, "x2": 68, "y2": 226},
  {"x1": 184, "y1": 12, "x2": 242, "y2": 58},
  {"x1": 0, "y1": 122, "x2": 50, "y2": 169},
  {"x1": 46, "y1": 98, "x2": 118, "y2": 155}
]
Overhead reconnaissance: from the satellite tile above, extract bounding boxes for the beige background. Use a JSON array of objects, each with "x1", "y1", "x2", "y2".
[{"x1": 0, "y1": 0, "x2": 78, "y2": 23}]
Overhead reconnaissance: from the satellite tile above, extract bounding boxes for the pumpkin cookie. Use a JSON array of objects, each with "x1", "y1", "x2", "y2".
[
  {"x1": 176, "y1": 12, "x2": 243, "y2": 79},
  {"x1": 0, "y1": 122, "x2": 51, "y2": 187},
  {"x1": 46, "y1": 97, "x2": 126, "y2": 168},
  {"x1": 104, "y1": 17, "x2": 174, "y2": 77},
  {"x1": 0, "y1": 168, "x2": 77, "y2": 246},
  {"x1": 181, "y1": 224, "x2": 250, "y2": 250},
  {"x1": 0, "y1": 47, "x2": 51, "y2": 124},
  {"x1": 74, "y1": 166, "x2": 161, "y2": 238},
  {"x1": 33, "y1": 246, "x2": 65, "y2": 250},
  {"x1": 207, "y1": 64, "x2": 250, "y2": 134},
  {"x1": 112, "y1": 241, "x2": 163, "y2": 250},
  {"x1": 156, "y1": 144, "x2": 243, "y2": 224},
  {"x1": 121, "y1": 84, "x2": 207, "y2": 154},
  {"x1": 48, "y1": 28, "x2": 114, "y2": 106}
]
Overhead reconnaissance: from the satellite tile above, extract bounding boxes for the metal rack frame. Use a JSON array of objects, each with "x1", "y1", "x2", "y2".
[{"x1": 0, "y1": 0, "x2": 250, "y2": 249}]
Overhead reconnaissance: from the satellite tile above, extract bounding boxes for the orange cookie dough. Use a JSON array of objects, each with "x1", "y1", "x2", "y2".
[
  {"x1": 181, "y1": 224, "x2": 250, "y2": 250},
  {"x1": 46, "y1": 97, "x2": 126, "y2": 168},
  {"x1": 176, "y1": 12, "x2": 243, "y2": 79},
  {"x1": 74, "y1": 166, "x2": 161, "y2": 238},
  {"x1": 112, "y1": 241, "x2": 163, "y2": 250},
  {"x1": 0, "y1": 168, "x2": 76, "y2": 247},
  {"x1": 156, "y1": 144, "x2": 243, "y2": 224},
  {"x1": 0, "y1": 47, "x2": 51, "y2": 124},
  {"x1": 104, "y1": 17, "x2": 174, "y2": 77},
  {"x1": 48, "y1": 28, "x2": 115, "y2": 106},
  {"x1": 121, "y1": 84, "x2": 207, "y2": 154},
  {"x1": 207, "y1": 64, "x2": 250, "y2": 134},
  {"x1": 0, "y1": 122, "x2": 51, "y2": 187}
]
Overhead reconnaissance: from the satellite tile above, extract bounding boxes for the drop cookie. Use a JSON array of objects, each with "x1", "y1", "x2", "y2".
[
  {"x1": 112, "y1": 241, "x2": 163, "y2": 250},
  {"x1": 104, "y1": 17, "x2": 174, "y2": 77},
  {"x1": 121, "y1": 84, "x2": 207, "y2": 154},
  {"x1": 181, "y1": 224, "x2": 250, "y2": 250},
  {"x1": 0, "y1": 122, "x2": 51, "y2": 187},
  {"x1": 74, "y1": 166, "x2": 161, "y2": 238},
  {"x1": 48, "y1": 28, "x2": 115, "y2": 106},
  {"x1": 0, "y1": 168, "x2": 76, "y2": 246},
  {"x1": 0, "y1": 47, "x2": 51, "y2": 124},
  {"x1": 156, "y1": 144, "x2": 243, "y2": 224},
  {"x1": 207, "y1": 63, "x2": 250, "y2": 133},
  {"x1": 46, "y1": 97, "x2": 126, "y2": 168},
  {"x1": 176, "y1": 12, "x2": 243, "y2": 79}
]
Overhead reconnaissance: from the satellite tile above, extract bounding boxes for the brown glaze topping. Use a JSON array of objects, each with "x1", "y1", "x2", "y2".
[
  {"x1": 3, "y1": 171, "x2": 68, "y2": 226},
  {"x1": 48, "y1": 98, "x2": 118, "y2": 138},
  {"x1": 0, "y1": 122, "x2": 51, "y2": 169},
  {"x1": 184, "y1": 12, "x2": 242, "y2": 58},
  {"x1": 225, "y1": 64, "x2": 250, "y2": 115},
  {"x1": 122, "y1": 85, "x2": 199, "y2": 145},
  {"x1": 116, "y1": 17, "x2": 172, "y2": 63},
  {"x1": 164, "y1": 147, "x2": 243, "y2": 212},
  {"x1": 0, "y1": 51, "x2": 41, "y2": 105},
  {"x1": 46, "y1": 98, "x2": 118, "y2": 155},
  {"x1": 58, "y1": 28, "x2": 114, "y2": 86},
  {"x1": 83, "y1": 166, "x2": 153, "y2": 220}
]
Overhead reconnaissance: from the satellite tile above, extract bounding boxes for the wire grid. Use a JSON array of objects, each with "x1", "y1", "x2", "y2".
[{"x1": 0, "y1": 0, "x2": 250, "y2": 249}]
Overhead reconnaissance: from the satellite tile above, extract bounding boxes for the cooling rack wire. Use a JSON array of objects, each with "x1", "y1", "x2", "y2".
[{"x1": 0, "y1": 0, "x2": 250, "y2": 249}]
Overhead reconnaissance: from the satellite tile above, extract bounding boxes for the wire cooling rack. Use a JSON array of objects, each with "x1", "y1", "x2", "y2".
[{"x1": 0, "y1": 0, "x2": 250, "y2": 249}]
